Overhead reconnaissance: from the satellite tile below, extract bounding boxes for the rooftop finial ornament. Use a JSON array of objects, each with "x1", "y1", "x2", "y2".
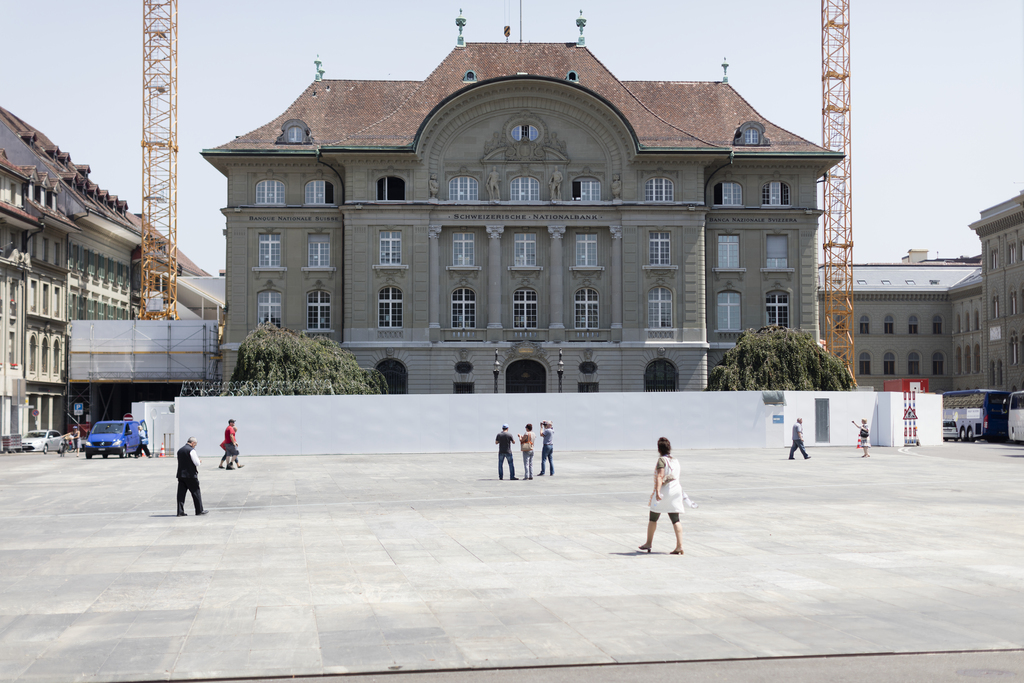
[
  {"x1": 314, "y1": 55, "x2": 325, "y2": 82},
  {"x1": 456, "y1": 9, "x2": 467, "y2": 48},
  {"x1": 575, "y1": 10, "x2": 587, "y2": 47},
  {"x1": 721, "y1": 58, "x2": 729, "y2": 84}
]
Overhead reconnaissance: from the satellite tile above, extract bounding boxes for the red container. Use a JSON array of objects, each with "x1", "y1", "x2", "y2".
[{"x1": 883, "y1": 378, "x2": 929, "y2": 394}]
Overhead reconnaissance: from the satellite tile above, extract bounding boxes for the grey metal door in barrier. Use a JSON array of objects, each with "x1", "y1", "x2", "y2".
[{"x1": 815, "y1": 398, "x2": 830, "y2": 443}]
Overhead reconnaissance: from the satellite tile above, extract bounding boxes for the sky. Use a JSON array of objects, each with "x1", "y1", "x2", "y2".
[{"x1": 1, "y1": 0, "x2": 1022, "y2": 275}]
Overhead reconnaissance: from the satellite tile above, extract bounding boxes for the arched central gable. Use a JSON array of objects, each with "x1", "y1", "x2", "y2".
[{"x1": 415, "y1": 78, "x2": 638, "y2": 173}]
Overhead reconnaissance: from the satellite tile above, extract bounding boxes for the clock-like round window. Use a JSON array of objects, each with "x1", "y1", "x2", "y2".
[
  {"x1": 455, "y1": 361, "x2": 474, "y2": 374},
  {"x1": 579, "y1": 361, "x2": 598, "y2": 375},
  {"x1": 511, "y1": 124, "x2": 539, "y2": 142}
]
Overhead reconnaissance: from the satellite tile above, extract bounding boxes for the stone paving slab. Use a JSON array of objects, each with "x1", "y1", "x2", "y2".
[{"x1": 0, "y1": 442, "x2": 1021, "y2": 681}]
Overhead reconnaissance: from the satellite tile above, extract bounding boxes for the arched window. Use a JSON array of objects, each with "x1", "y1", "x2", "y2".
[
  {"x1": 375, "y1": 359, "x2": 408, "y2": 395},
  {"x1": 713, "y1": 182, "x2": 742, "y2": 206},
  {"x1": 644, "y1": 359, "x2": 677, "y2": 392},
  {"x1": 1013, "y1": 293, "x2": 1018, "y2": 316},
  {"x1": 376, "y1": 176, "x2": 406, "y2": 201},
  {"x1": 883, "y1": 352, "x2": 896, "y2": 375},
  {"x1": 744, "y1": 128, "x2": 760, "y2": 145},
  {"x1": 908, "y1": 352, "x2": 921, "y2": 375},
  {"x1": 858, "y1": 352, "x2": 871, "y2": 375},
  {"x1": 859, "y1": 315, "x2": 870, "y2": 334},
  {"x1": 41, "y1": 339, "x2": 49, "y2": 373},
  {"x1": 451, "y1": 288, "x2": 476, "y2": 329},
  {"x1": 884, "y1": 315, "x2": 894, "y2": 334},
  {"x1": 648, "y1": 287, "x2": 672, "y2": 328},
  {"x1": 511, "y1": 125, "x2": 539, "y2": 141},
  {"x1": 908, "y1": 315, "x2": 919, "y2": 334},
  {"x1": 933, "y1": 315, "x2": 943, "y2": 334},
  {"x1": 513, "y1": 289, "x2": 538, "y2": 329},
  {"x1": 449, "y1": 176, "x2": 479, "y2": 201},
  {"x1": 932, "y1": 352, "x2": 945, "y2": 375},
  {"x1": 717, "y1": 292, "x2": 740, "y2": 331},
  {"x1": 574, "y1": 288, "x2": 599, "y2": 329},
  {"x1": 256, "y1": 179, "x2": 285, "y2": 205},
  {"x1": 509, "y1": 177, "x2": 540, "y2": 201},
  {"x1": 761, "y1": 181, "x2": 790, "y2": 206},
  {"x1": 566, "y1": 70, "x2": 579, "y2": 82},
  {"x1": 257, "y1": 291, "x2": 281, "y2": 326},
  {"x1": 998, "y1": 359, "x2": 1004, "y2": 385},
  {"x1": 957, "y1": 347, "x2": 963, "y2": 374},
  {"x1": 994, "y1": 296, "x2": 1000, "y2": 318},
  {"x1": 378, "y1": 287, "x2": 403, "y2": 328},
  {"x1": 572, "y1": 178, "x2": 601, "y2": 201},
  {"x1": 29, "y1": 336, "x2": 37, "y2": 372},
  {"x1": 765, "y1": 292, "x2": 789, "y2": 327},
  {"x1": 286, "y1": 125, "x2": 304, "y2": 143},
  {"x1": 463, "y1": 70, "x2": 477, "y2": 82},
  {"x1": 645, "y1": 178, "x2": 674, "y2": 202},
  {"x1": 306, "y1": 291, "x2": 330, "y2": 330},
  {"x1": 1012, "y1": 334, "x2": 1020, "y2": 365},
  {"x1": 304, "y1": 180, "x2": 334, "y2": 205},
  {"x1": 53, "y1": 341, "x2": 60, "y2": 376},
  {"x1": 975, "y1": 345, "x2": 981, "y2": 374}
]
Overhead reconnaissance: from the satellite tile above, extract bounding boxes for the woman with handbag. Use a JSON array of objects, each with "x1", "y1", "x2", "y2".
[
  {"x1": 518, "y1": 423, "x2": 536, "y2": 480},
  {"x1": 639, "y1": 437, "x2": 696, "y2": 555}
]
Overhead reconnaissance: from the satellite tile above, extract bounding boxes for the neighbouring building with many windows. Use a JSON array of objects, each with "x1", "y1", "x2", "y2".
[
  {"x1": 821, "y1": 252, "x2": 981, "y2": 393},
  {"x1": 204, "y1": 41, "x2": 841, "y2": 393}
]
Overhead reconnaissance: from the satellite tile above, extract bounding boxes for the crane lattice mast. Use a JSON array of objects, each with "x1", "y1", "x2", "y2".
[
  {"x1": 821, "y1": 0, "x2": 853, "y2": 371},
  {"x1": 140, "y1": 0, "x2": 178, "y2": 320}
]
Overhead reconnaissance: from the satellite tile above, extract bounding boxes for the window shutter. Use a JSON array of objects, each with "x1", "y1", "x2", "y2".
[
  {"x1": 714, "y1": 183, "x2": 723, "y2": 204},
  {"x1": 324, "y1": 182, "x2": 334, "y2": 204}
]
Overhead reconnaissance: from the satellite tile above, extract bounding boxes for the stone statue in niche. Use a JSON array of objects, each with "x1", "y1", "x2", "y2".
[
  {"x1": 611, "y1": 174, "x2": 622, "y2": 199},
  {"x1": 486, "y1": 167, "x2": 501, "y2": 202},
  {"x1": 428, "y1": 174, "x2": 439, "y2": 198},
  {"x1": 548, "y1": 167, "x2": 563, "y2": 201}
]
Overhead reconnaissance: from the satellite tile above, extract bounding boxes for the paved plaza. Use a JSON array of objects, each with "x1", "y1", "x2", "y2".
[{"x1": 0, "y1": 440, "x2": 1022, "y2": 682}]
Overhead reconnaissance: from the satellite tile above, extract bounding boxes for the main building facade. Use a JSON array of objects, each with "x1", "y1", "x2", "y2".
[{"x1": 204, "y1": 43, "x2": 840, "y2": 393}]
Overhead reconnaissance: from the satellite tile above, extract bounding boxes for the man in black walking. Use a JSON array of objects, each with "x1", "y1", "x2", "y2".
[{"x1": 176, "y1": 437, "x2": 209, "y2": 516}]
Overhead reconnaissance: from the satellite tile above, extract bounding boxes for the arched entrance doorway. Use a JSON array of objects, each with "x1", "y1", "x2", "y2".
[{"x1": 505, "y1": 359, "x2": 546, "y2": 393}]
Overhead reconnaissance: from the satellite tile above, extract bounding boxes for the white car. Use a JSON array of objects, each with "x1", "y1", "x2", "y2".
[{"x1": 21, "y1": 430, "x2": 64, "y2": 454}]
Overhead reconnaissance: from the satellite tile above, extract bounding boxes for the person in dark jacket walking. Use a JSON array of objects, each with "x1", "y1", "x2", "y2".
[{"x1": 176, "y1": 437, "x2": 208, "y2": 516}]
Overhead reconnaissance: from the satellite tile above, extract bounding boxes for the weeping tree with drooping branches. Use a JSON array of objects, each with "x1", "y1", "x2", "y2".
[
  {"x1": 230, "y1": 324, "x2": 386, "y2": 395},
  {"x1": 706, "y1": 326, "x2": 855, "y2": 391}
]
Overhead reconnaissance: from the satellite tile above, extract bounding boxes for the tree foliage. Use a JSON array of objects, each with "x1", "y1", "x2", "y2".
[
  {"x1": 230, "y1": 324, "x2": 386, "y2": 395},
  {"x1": 706, "y1": 326, "x2": 855, "y2": 391}
]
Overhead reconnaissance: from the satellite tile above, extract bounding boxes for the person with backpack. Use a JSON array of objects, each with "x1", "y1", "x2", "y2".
[
  {"x1": 518, "y1": 423, "x2": 536, "y2": 480},
  {"x1": 853, "y1": 419, "x2": 870, "y2": 457}
]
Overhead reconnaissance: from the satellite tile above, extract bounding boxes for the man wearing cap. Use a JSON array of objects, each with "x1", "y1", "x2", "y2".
[
  {"x1": 495, "y1": 424, "x2": 518, "y2": 480},
  {"x1": 538, "y1": 420, "x2": 555, "y2": 476},
  {"x1": 219, "y1": 419, "x2": 243, "y2": 469}
]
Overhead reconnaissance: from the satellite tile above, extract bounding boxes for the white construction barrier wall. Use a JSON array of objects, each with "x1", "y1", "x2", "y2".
[{"x1": 173, "y1": 391, "x2": 942, "y2": 456}]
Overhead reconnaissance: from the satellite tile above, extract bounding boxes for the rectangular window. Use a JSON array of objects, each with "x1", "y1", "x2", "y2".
[
  {"x1": 575, "y1": 233, "x2": 597, "y2": 266},
  {"x1": 453, "y1": 382, "x2": 475, "y2": 394},
  {"x1": 578, "y1": 382, "x2": 600, "y2": 393},
  {"x1": 571, "y1": 179, "x2": 601, "y2": 201},
  {"x1": 54, "y1": 243, "x2": 60, "y2": 268},
  {"x1": 513, "y1": 289, "x2": 538, "y2": 329},
  {"x1": 451, "y1": 288, "x2": 476, "y2": 329},
  {"x1": 766, "y1": 235, "x2": 788, "y2": 268},
  {"x1": 87, "y1": 249, "x2": 95, "y2": 276},
  {"x1": 766, "y1": 293, "x2": 789, "y2": 328},
  {"x1": 308, "y1": 234, "x2": 330, "y2": 267},
  {"x1": 29, "y1": 280, "x2": 36, "y2": 313},
  {"x1": 453, "y1": 233, "x2": 475, "y2": 266},
  {"x1": 117, "y1": 262, "x2": 124, "y2": 286},
  {"x1": 78, "y1": 295, "x2": 86, "y2": 320},
  {"x1": 70, "y1": 293, "x2": 78, "y2": 321},
  {"x1": 259, "y1": 234, "x2": 281, "y2": 267},
  {"x1": 107, "y1": 257, "x2": 114, "y2": 282},
  {"x1": 97, "y1": 255, "x2": 106, "y2": 280},
  {"x1": 42, "y1": 284, "x2": 49, "y2": 315},
  {"x1": 860, "y1": 318, "x2": 870, "y2": 334},
  {"x1": 380, "y1": 231, "x2": 402, "y2": 265},
  {"x1": 859, "y1": 356, "x2": 871, "y2": 375},
  {"x1": 991, "y1": 248, "x2": 999, "y2": 269},
  {"x1": 43, "y1": 238, "x2": 49, "y2": 263},
  {"x1": 258, "y1": 291, "x2": 282, "y2": 326},
  {"x1": 87, "y1": 299, "x2": 95, "y2": 320},
  {"x1": 514, "y1": 234, "x2": 536, "y2": 267},
  {"x1": 718, "y1": 235, "x2": 739, "y2": 268},
  {"x1": 649, "y1": 232, "x2": 670, "y2": 266},
  {"x1": 717, "y1": 292, "x2": 740, "y2": 330}
]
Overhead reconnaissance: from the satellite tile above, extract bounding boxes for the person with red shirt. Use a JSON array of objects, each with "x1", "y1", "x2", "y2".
[{"x1": 219, "y1": 419, "x2": 243, "y2": 469}]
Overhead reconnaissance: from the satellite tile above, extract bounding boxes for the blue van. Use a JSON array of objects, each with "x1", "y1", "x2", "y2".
[{"x1": 84, "y1": 419, "x2": 150, "y2": 459}]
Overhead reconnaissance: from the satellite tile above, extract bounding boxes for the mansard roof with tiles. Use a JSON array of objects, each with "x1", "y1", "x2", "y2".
[{"x1": 210, "y1": 43, "x2": 835, "y2": 156}]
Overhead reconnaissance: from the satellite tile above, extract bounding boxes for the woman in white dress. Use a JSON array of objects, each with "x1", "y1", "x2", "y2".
[{"x1": 639, "y1": 437, "x2": 691, "y2": 555}]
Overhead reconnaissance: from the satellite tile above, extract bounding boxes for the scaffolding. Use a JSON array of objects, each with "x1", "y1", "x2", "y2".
[
  {"x1": 140, "y1": 0, "x2": 178, "y2": 319},
  {"x1": 821, "y1": 0, "x2": 854, "y2": 371}
]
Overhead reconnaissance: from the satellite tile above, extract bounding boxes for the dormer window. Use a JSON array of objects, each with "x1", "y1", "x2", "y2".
[
  {"x1": 566, "y1": 70, "x2": 579, "y2": 82},
  {"x1": 463, "y1": 70, "x2": 477, "y2": 82},
  {"x1": 276, "y1": 119, "x2": 313, "y2": 145},
  {"x1": 734, "y1": 121, "x2": 768, "y2": 147}
]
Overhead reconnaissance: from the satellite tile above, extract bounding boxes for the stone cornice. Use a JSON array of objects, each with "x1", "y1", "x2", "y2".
[{"x1": 973, "y1": 209, "x2": 1024, "y2": 238}]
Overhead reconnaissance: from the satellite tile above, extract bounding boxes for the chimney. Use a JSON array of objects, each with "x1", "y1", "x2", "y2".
[{"x1": 902, "y1": 249, "x2": 929, "y2": 264}]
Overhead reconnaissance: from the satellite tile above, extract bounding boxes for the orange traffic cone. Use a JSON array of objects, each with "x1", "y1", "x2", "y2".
[{"x1": 160, "y1": 442, "x2": 165, "y2": 458}]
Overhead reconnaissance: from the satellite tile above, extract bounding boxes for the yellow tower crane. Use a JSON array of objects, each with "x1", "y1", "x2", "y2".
[
  {"x1": 140, "y1": 0, "x2": 178, "y2": 319},
  {"x1": 821, "y1": 0, "x2": 854, "y2": 372}
]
